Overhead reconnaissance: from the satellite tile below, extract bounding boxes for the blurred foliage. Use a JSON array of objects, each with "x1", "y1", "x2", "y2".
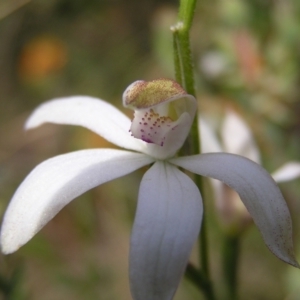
[{"x1": 0, "y1": 0, "x2": 300, "y2": 299}]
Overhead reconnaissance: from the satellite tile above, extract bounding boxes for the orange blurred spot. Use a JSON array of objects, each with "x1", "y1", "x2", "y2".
[
  {"x1": 234, "y1": 30, "x2": 263, "y2": 85},
  {"x1": 18, "y1": 36, "x2": 68, "y2": 80}
]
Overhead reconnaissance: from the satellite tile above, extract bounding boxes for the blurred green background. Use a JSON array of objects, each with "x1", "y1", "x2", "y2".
[{"x1": 1, "y1": 0, "x2": 300, "y2": 299}]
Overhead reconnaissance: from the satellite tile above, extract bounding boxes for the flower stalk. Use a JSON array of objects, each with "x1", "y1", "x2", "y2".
[
  {"x1": 172, "y1": 0, "x2": 197, "y2": 96},
  {"x1": 222, "y1": 235, "x2": 240, "y2": 300},
  {"x1": 172, "y1": 0, "x2": 199, "y2": 157},
  {"x1": 172, "y1": 0, "x2": 216, "y2": 299}
]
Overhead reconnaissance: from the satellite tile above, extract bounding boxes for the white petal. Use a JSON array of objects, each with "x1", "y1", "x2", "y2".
[
  {"x1": 199, "y1": 117, "x2": 229, "y2": 220},
  {"x1": 25, "y1": 96, "x2": 146, "y2": 152},
  {"x1": 171, "y1": 153, "x2": 299, "y2": 267},
  {"x1": 222, "y1": 110, "x2": 260, "y2": 163},
  {"x1": 130, "y1": 162, "x2": 202, "y2": 300},
  {"x1": 272, "y1": 162, "x2": 300, "y2": 183},
  {"x1": 1, "y1": 149, "x2": 153, "y2": 254},
  {"x1": 199, "y1": 116, "x2": 223, "y2": 153}
]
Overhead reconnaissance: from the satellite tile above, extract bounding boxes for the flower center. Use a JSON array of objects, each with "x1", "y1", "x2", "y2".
[{"x1": 130, "y1": 109, "x2": 177, "y2": 146}]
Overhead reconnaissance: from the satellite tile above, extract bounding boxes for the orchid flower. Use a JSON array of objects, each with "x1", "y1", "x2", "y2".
[
  {"x1": 0, "y1": 79, "x2": 298, "y2": 300},
  {"x1": 200, "y1": 110, "x2": 300, "y2": 234}
]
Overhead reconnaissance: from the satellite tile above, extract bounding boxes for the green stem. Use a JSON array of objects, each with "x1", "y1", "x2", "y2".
[
  {"x1": 185, "y1": 263, "x2": 215, "y2": 300},
  {"x1": 173, "y1": 30, "x2": 195, "y2": 97},
  {"x1": 172, "y1": 0, "x2": 197, "y2": 96},
  {"x1": 0, "y1": 263, "x2": 24, "y2": 300},
  {"x1": 196, "y1": 175, "x2": 216, "y2": 300},
  {"x1": 0, "y1": 275, "x2": 11, "y2": 297},
  {"x1": 172, "y1": 0, "x2": 198, "y2": 156},
  {"x1": 222, "y1": 235, "x2": 240, "y2": 300},
  {"x1": 172, "y1": 1, "x2": 216, "y2": 299},
  {"x1": 178, "y1": 0, "x2": 198, "y2": 36}
]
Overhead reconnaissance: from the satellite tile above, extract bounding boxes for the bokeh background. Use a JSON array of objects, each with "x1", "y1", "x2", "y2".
[{"x1": 1, "y1": 0, "x2": 300, "y2": 299}]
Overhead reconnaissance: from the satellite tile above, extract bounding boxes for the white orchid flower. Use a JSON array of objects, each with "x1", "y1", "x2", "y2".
[
  {"x1": 200, "y1": 110, "x2": 300, "y2": 234},
  {"x1": 1, "y1": 79, "x2": 299, "y2": 300}
]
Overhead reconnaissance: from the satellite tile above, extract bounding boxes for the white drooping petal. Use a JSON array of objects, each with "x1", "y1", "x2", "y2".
[
  {"x1": 200, "y1": 114, "x2": 254, "y2": 233},
  {"x1": 25, "y1": 96, "x2": 146, "y2": 152},
  {"x1": 1, "y1": 149, "x2": 153, "y2": 254},
  {"x1": 199, "y1": 117, "x2": 226, "y2": 221},
  {"x1": 272, "y1": 162, "x2": 300, "y2": 183},
  {"x1": 130, "y1": 161, "x2": 202, "y2": 300},
  {"x1": 199, "y1": 117, "x2": 223, "y2": 153},
  {"x1": 171, "y1": 153, "x2": 299, "y2": 267},
  {"x1": 222, "y1": 110, "x2": 260, "y2": 163}
]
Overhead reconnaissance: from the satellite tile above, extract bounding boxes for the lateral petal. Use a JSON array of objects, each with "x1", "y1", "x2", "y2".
[
  {"x1": 171, "y1": 153, "x2": 299, "y2": 267},
  {"x1": 1, "y1": 149, "x2": 153, "y2": 254},
  {"x1": 129, "y1": 162, "x2": 202, "y2": 300},
  {"x1": 25, "y1": 96, "x2": 146, "y2": 152}
]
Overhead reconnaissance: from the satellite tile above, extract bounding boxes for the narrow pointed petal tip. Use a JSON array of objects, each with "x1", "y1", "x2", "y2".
[
  {"x1": 0, "y1": 149, "x2": 153, "y2": 254},
  {"x1": 171, "y1": 153, "x2": 299, "y2": 268},
  {"x1": 130, "y1": 162, "x2": 203, "y2": 299},
  {"x1": 272, "y1": 162, "x2": 300, "y2": 183}
]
